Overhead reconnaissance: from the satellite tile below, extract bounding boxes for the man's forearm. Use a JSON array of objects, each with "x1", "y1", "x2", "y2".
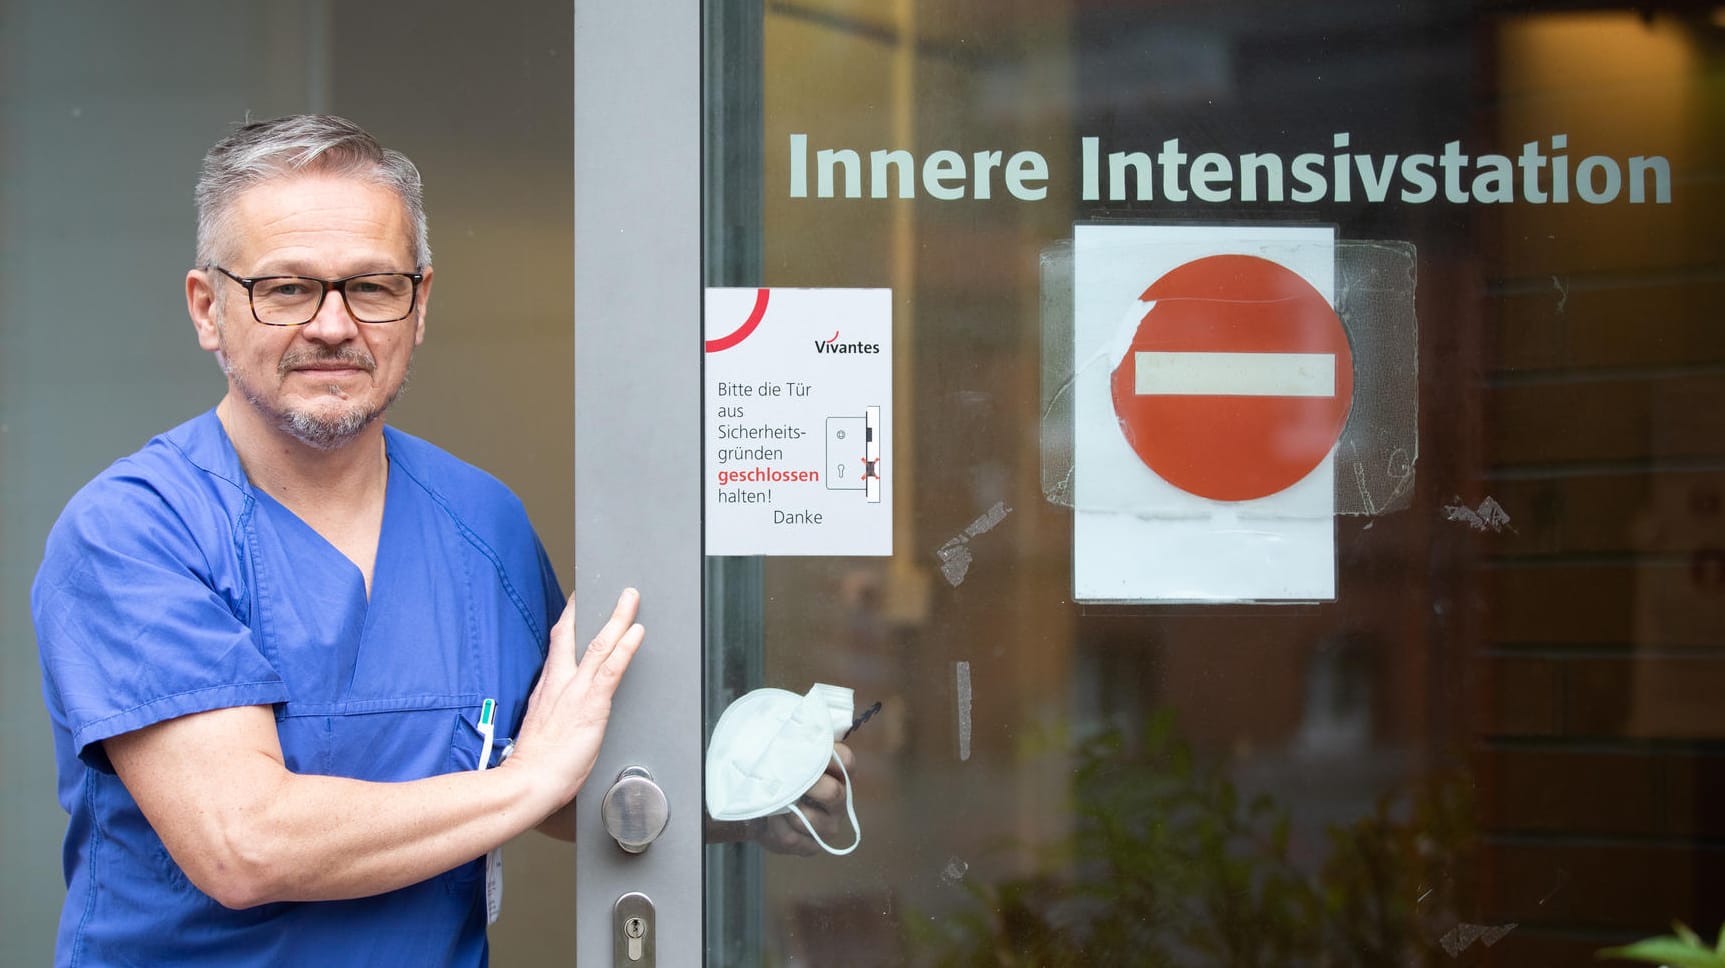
[
  {"x1": 106, "y1": 707, "x2": 568, "y2": 909},
  {"x1": 204, "y1": 758, "x2": 564, "y2": 906},
  {"x1": 108, "y1": 589, "x2": 643, "y2": 908}
]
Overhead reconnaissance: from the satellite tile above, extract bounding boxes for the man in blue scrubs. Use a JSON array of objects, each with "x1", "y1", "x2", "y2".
[{"x1": 31, "y1": 115, "x2": 647, "y2": 966}]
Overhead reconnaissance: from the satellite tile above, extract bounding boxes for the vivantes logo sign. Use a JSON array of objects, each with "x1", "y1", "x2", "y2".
[{"x1": 813, "y1": 331, "x2": 881, "y2": 354}]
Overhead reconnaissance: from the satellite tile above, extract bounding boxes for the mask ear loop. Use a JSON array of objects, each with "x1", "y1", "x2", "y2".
[{"x1": 784, "y1": 751, "x2": 860, "y2": 856}]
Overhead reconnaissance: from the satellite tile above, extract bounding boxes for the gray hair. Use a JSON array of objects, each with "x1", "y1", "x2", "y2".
[{"x1": 194, "y1": 114, "x2": 431, "y2": 269}]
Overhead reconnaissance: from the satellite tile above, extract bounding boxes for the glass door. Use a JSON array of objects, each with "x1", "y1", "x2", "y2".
[{"x1": 575, "y1": 1, "x2": 1723, "y2": 965}]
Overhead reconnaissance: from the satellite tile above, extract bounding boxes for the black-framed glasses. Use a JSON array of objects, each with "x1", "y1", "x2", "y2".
[{"x1": 208, "y1": 265, "x2": 424, "y2": 326}]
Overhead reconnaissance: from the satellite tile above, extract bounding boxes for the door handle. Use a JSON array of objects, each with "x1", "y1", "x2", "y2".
[{"x1": 600, "y1": 766, "x2": 670, "y2": 853}]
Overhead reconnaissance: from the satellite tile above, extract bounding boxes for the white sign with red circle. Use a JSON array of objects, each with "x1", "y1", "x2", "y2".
[
  {"x1": 704, "y1": 287, "x2": 893, "y2": 557},
  {"x1": 1074, "y1": 224, "x2": 1344, "y2": 602}
]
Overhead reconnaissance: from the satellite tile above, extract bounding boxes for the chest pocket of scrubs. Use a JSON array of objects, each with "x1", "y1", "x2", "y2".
[{"x1": 276, "y1": 699, "x2": 486, "y2": 782}]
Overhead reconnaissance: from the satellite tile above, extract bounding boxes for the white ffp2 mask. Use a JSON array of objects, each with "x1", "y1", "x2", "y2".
[{"x1": 705, "y1": 683, "x2": 861, "y2": 856}]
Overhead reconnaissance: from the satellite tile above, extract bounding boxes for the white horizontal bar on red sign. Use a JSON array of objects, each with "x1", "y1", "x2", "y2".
[{"x1": 1134, "y1": 352, "x2": 1336, "y2": 397}]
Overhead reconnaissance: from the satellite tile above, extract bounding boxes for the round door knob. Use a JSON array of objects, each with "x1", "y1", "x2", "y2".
[{"x1": 600, "y1": 766, "x2": 669, "y2": 853}]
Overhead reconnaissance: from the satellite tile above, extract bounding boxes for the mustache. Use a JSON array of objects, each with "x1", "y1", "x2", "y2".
[{"x1": 277, "y1": 347, "x2": 377, "y2": 378}]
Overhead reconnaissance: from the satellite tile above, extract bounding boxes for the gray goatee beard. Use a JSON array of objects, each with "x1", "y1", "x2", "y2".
[
  {"x1": 276, "y1": 396, "x2": 386, "y2": 451},
  {"x1": 220, "y1": 345, "x2": 412, "y2": 452}
]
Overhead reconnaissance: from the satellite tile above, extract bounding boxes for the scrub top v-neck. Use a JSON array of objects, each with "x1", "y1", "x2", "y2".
[{"x1": 34, "y1": 410, "x2": 562, "y2": 967}]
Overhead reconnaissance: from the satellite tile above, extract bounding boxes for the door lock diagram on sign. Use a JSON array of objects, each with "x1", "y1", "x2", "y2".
[{"x1": 825, "y1": 406, "x2": 883, "y2": 503}]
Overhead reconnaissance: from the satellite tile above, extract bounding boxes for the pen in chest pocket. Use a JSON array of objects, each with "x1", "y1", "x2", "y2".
[
  {"x1": 475, "y1": 697, "x2": 507, "y2": 925},
  {"x1": 476, "y1": 698, "x2": 496, "y2": 771}
]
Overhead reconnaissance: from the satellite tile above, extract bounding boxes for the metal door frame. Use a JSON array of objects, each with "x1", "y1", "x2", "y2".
[{"x1": 573, "y1": 0, "x2": 703, "y2": 963}]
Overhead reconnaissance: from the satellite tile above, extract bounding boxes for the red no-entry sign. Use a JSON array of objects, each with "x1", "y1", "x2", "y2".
[{"x1": 1109, "y1": 254, "x2": 1354, "y2": 502}]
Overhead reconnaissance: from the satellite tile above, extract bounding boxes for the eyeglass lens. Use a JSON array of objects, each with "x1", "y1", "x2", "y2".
[{"x1": 251, "y1": 274, "x2": 416, "y2": 325}]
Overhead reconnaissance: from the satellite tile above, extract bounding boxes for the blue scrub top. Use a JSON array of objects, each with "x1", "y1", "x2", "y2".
[{"x1": 33, "y1": 411, "x2": 561, "y2": 968}]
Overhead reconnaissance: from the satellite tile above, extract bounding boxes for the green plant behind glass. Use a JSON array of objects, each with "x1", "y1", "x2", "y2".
[
  {"x1": 917, "y1": 709, "x2": 1475, "y2": 967},
  {"x1": 1599, "y1": 922, "x2": 1725, "y2": 967}
]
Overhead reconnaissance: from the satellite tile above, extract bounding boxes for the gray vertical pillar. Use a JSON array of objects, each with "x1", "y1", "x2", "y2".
[{"x1": 572, "y1": 0, "x2": 703, "y2": 965}]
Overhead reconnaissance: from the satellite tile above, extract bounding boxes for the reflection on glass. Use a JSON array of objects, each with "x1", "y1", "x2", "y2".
[{"x1": 706, "y1": 2, "x2": 1725, "y2": 964}]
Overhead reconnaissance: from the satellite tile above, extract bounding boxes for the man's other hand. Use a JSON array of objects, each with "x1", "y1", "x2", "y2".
[{"x1": 713, "y1": 741, "x2": 857, "y2": 856}]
